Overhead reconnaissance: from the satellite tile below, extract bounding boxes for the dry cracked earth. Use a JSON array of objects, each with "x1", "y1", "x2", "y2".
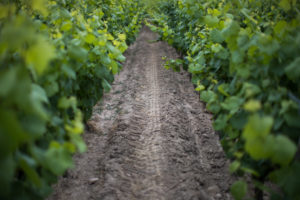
[{"x1": 48, "y1": 26, "x2": 234, "y2": 200}]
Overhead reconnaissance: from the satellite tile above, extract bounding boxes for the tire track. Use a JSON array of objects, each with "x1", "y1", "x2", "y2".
[{"x1": 137, "y1": 40, "x2": 165, "y2": 199}]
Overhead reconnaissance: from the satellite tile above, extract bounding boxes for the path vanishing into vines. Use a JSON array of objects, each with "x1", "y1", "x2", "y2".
[{"x1": 49, "y1": 26, "x2": 234, "y2": 200}]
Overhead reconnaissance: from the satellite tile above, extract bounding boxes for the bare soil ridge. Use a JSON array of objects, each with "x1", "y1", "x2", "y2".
[{"x1": 49, "y1": 26, "x2": 233, "y2": 200}]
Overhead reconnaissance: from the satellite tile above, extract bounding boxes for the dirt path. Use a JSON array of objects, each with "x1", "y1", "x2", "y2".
[{"x1": 48, "y1": 26, "x2": 234, "y2": 200}]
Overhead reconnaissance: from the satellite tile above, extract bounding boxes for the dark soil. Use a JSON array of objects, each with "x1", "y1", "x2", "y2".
[{"x1": 48, "y1": 26, "x2": 234, "y2": 200}]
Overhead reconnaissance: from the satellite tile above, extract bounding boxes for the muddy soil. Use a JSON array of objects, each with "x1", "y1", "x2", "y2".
[{"x1": 48, "y1": 26, "x2": 234, "y2": 200}]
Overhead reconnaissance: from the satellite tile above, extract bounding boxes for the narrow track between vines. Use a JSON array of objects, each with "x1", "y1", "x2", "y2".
[{"x1": 49, "y1": 26, "x2": 233, "y2": 200}]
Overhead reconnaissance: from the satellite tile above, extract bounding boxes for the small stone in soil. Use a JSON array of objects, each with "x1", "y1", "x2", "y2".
[
  {"x1": 207, "y1": 185, "x2": 221, "y2": 195},
  {"x1": 88, "y1": 178, "x2": 99, "y2": 185}
]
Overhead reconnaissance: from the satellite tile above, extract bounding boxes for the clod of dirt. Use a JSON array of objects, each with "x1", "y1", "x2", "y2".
[{"x1": 48, "y1": 26, "x2": 234, "y2": 200}]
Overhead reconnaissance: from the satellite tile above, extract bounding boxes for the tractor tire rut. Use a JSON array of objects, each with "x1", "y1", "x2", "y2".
[{"x1": 48, "y1": 26, "x2": 234, "y2": 200}]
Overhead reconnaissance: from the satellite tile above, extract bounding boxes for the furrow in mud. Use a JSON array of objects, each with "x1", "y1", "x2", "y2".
[{"x1": 48, "y1": 26, "x2": 234, "y2": 200}]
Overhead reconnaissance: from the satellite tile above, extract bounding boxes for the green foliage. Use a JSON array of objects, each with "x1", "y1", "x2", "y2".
[
  {"x1": 231, "y1": 180, "x2": 247, "y2": 200},
  {"x1": 0, "y1": 0, "x2": 144, "y2": 199},
  {"x1": 148, "y1": 0, "x2": 300, "y2": 199}
]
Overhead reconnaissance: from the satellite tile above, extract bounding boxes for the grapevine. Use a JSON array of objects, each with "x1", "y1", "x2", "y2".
[
  {"x1": 147, "y1": 0, "x2": 300, "y2": 199},
  {"x1": 0, "y1": 0, "x2": 144, "y2": 199}
]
